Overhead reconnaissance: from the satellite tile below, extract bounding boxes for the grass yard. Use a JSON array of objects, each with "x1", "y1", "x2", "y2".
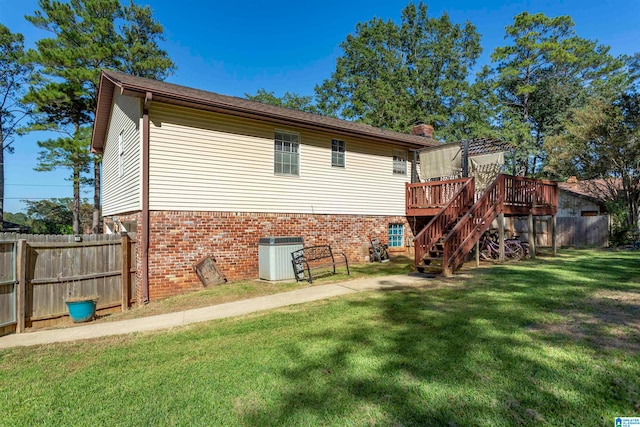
[
  {"x1": 1, "y1": 249, "x2": 639, "y2": 426},
  {"x1": 86, "y1": 256, "x2": 414, "y2": 323}
]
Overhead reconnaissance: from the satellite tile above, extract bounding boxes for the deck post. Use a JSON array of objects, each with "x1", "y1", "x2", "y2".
[
  {"x1": 475, "y1": 239, "x2": 480, "y2": 267},
  {"x1": 498, "y1": 213, "x2": 505, "y2": 262},
  {"x1": 528, "y1": 214, "x2": 536, "y2": 259},
  {"x1": 551, "y1": 214, "x2": 557, "y2": 256}
]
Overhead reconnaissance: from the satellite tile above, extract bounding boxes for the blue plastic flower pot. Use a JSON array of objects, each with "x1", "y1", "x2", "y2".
[{"x1": 65, "y1": 300, "x2": 96, "y2": 323}]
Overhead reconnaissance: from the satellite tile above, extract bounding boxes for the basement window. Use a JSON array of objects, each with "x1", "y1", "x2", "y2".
[{"x1": 388, "y1": 223, "x2": 404, "y2": 248}]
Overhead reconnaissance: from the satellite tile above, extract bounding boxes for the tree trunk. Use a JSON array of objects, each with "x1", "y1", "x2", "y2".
[
  {"x1": 73, "y1": 165, "x2": 80, "y2": 235},
  {"x1": 92, "y1": 156, "x2": 100, "y2": 234}
]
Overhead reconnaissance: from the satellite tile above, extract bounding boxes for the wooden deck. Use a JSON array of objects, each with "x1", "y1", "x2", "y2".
[
  {"x1": 407, "y1": 174, "x2": 559, "y2": 275},
  {"x1": 406, "y1": 175, "x2": 558, "y2": 217}
]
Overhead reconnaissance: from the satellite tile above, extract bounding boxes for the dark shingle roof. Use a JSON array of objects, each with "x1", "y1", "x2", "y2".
[{"x1": 92, "y1": 70, "x2": 439, "y2": 153}]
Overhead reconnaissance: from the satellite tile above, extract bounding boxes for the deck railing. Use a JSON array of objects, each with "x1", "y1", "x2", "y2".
[
  {"x1": 413, "y1": 178, "x2": 475, "y2": 268},
  {"x1": 406, "y1": 178, "x2": 469, "y2": 212},
  {"x1": 502, "y1": 175, "x2": 558, "y2": 212}
]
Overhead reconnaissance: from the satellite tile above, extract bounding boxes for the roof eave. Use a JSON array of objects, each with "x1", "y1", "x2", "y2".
[
  {"x1": 91, "y1": 72, "x2": 118, "y2": 154},
  {"x1": 103, "y1": 71, "x2": 435, "y2": 150}
]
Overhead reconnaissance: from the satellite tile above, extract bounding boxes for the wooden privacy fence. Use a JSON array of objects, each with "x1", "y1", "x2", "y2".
[
  {"x1": 501, "y1": 215, "x2": 609, "y2": 247},
  {"x1": 0, "y1": 241, "x2": 17, "y2": 330},
  {"x1": 556, "y1": 216, "x2": 609, "y2": 247},
  {"x1": 0, "y1": 233, "x2": 137, "y2": 335}
]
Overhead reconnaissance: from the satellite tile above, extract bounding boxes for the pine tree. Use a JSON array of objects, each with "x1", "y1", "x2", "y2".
[
  {"x1": 24, "y1": 0, "x2": 175, "y2": 234},
  {"x1": 490, "y1": 12, "x2": 626, "y2": 175}
]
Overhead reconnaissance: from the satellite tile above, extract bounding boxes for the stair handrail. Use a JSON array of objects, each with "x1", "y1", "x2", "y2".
[
  {"x1": 442, "y1": 174, "x2": 506, "y2": 273},
  {"x1": 413, "y1": 177, "x2": 474, "y2": 267}
]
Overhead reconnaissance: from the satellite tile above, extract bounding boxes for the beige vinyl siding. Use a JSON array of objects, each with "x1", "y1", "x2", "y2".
[
  {"x1": 102, "y1": 92, "x2": 142, "y2": 216},
  {"x1": 148, "y1": 103, "x2": 414, "y2": 215}
]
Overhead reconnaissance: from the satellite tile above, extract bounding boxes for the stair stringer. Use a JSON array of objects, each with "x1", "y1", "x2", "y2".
[
  {"x1": 413, "y1": 178, "x2": 475, "y2": 270},
  {"x1": 442, "y1": 175, "x2": 506, "y2": 275}
]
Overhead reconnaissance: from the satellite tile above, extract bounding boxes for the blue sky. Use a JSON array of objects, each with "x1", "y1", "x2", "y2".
[{"x1": 1, "y1": 0, "x2": 639, "y2": 213}]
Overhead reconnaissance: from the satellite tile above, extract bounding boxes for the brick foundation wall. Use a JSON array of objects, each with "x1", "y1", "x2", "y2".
[
  {"x1": 146, "y1": 211, "x2": 414, "y2": 300},
  {"x1": 103, "y1": 212, "x2": 143, "y2": 302}
]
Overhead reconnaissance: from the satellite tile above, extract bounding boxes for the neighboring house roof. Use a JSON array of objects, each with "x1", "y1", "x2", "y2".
[
  {"x1": 558, "y1": 177, "x2": 619, "y2": 199},
  {"x1": 91, "y1": 70, "x2": 439, "y2": 154},
  {"x1": 558, "y1": 177, "x2": 621, "y2": 209},
  {"x1": 1, "y1": 221, "x2": 30, "y2": 233}
]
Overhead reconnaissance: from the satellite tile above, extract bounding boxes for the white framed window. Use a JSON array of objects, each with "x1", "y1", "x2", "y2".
[
  {"x1": 331, "y1": 139, "x2": 345, "y2": 168},
  {"x1": 388, "y1": 223, "x2": 404, "y2": 247},
  {"x1": 274, "y1": 130, "x2": 300, "y2": 176},
  {"x1": 393, "y1": 150, "x2": 407, "y2": 175},
  {"x1": 118, "y1": 131, "x2": 124, "y2": 177}
]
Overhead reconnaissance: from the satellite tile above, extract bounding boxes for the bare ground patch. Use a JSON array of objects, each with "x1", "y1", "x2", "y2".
[{"x1": 529, "y1": 289, "x2": 640, "y2": 351}]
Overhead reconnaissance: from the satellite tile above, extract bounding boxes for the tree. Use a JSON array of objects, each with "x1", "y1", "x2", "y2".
[
  {"x1": 490, "y1": 12, "x2": 626, "y2": 175},
  {"x1": 33, "y1": 127, "x2": 93, "y2": 234},
  {"x1": 445, "y1": 65, "x2": 501, "y2": 141},
  {"x1": 315, "y1": 1, "x2": 481, "y2": 137},
  {"x1": 3, "y1": 211, "x2": 29, "y2": 227},
  {"x1": 24, "y1": 0, "x2": 175, "y2": 234},
  {"x1": 245, "y1": 89, "x2": 319, "y2": 114},
  {"x1": 0, "y1": 25, "x2": 31, "y2": 230},
  {"x1": 545, "y1": 93, "x2": 640, "y2": 231},
  {"x1": 22, "y1": 197, "x2": 95, "y2": 234},
  {"x1": 25, "y1": 198, "x2": 74, "y2": 234}
]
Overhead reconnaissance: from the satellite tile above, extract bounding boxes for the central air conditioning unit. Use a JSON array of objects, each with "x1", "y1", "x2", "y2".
[{"x1": 258, "y1": 237, "x2": 304, "y2": 281}]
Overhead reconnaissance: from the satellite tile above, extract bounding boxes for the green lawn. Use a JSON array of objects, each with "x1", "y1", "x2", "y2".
[
  {"x1": 89, "y1": 255, "x2": 414, "y2": 323},
  {"x1": 1, "y1": 249, "x2": 639, "y2": 426}
]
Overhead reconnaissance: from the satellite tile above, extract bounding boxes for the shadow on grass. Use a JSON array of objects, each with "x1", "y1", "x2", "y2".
[{"x1": 240, "y1": 250, "x2": 640, "y2": 426}]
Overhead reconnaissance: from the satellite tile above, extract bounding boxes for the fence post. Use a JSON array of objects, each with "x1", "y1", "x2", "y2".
[
  {"x1": 121, "y1": 233, "x2": 130, "y2": 311},
  {"x1": 16, "y1": 239, "x2": 27, "y2": 334}
]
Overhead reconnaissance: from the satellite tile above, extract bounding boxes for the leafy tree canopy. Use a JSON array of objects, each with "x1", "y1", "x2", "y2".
[
  {"x1": 490, "y1": 11, "x2": 627, "y2": 175},
  {"x1": 245, "y1": 89, "x2": 320, "y2": 114},
  {"x1": 23, "y1": 0, "x2": 175, "y2": 234},
  {"x1": 314, "y1": 1, "x2": 481, "y2": 137},
  {"x1": 545, "y1": 92, "x2": 640, "y2": 229},
  {"x1": 20, "y1": 198, "x2": 95, "y2": 234}
]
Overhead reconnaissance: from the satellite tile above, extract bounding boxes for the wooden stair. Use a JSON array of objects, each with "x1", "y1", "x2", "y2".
[
  {"x1": 410, "y1": 174, "x2": 559, "y2": 276},
  {"x1": 413, "y1": 178, "x2": 475, "y2": 274}
]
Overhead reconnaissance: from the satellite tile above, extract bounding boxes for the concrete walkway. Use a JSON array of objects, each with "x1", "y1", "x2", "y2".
[{"x1": 0, "y1": 273, "x2": 434, "y2": 349}]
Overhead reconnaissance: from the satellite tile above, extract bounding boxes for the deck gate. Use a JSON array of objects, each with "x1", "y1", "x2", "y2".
[{"x1": 0, "y1": 241, "x2": 17, "y2": 327}]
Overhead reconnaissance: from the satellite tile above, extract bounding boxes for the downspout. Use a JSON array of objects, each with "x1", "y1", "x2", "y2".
[{"x1": 141, "y1": 91, "x2": 152, "y2": 304}]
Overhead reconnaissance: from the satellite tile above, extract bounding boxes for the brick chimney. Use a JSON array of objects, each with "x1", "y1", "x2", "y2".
[{"x1": 411, "y1": 124, "x2": 434, "y2": 138}]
